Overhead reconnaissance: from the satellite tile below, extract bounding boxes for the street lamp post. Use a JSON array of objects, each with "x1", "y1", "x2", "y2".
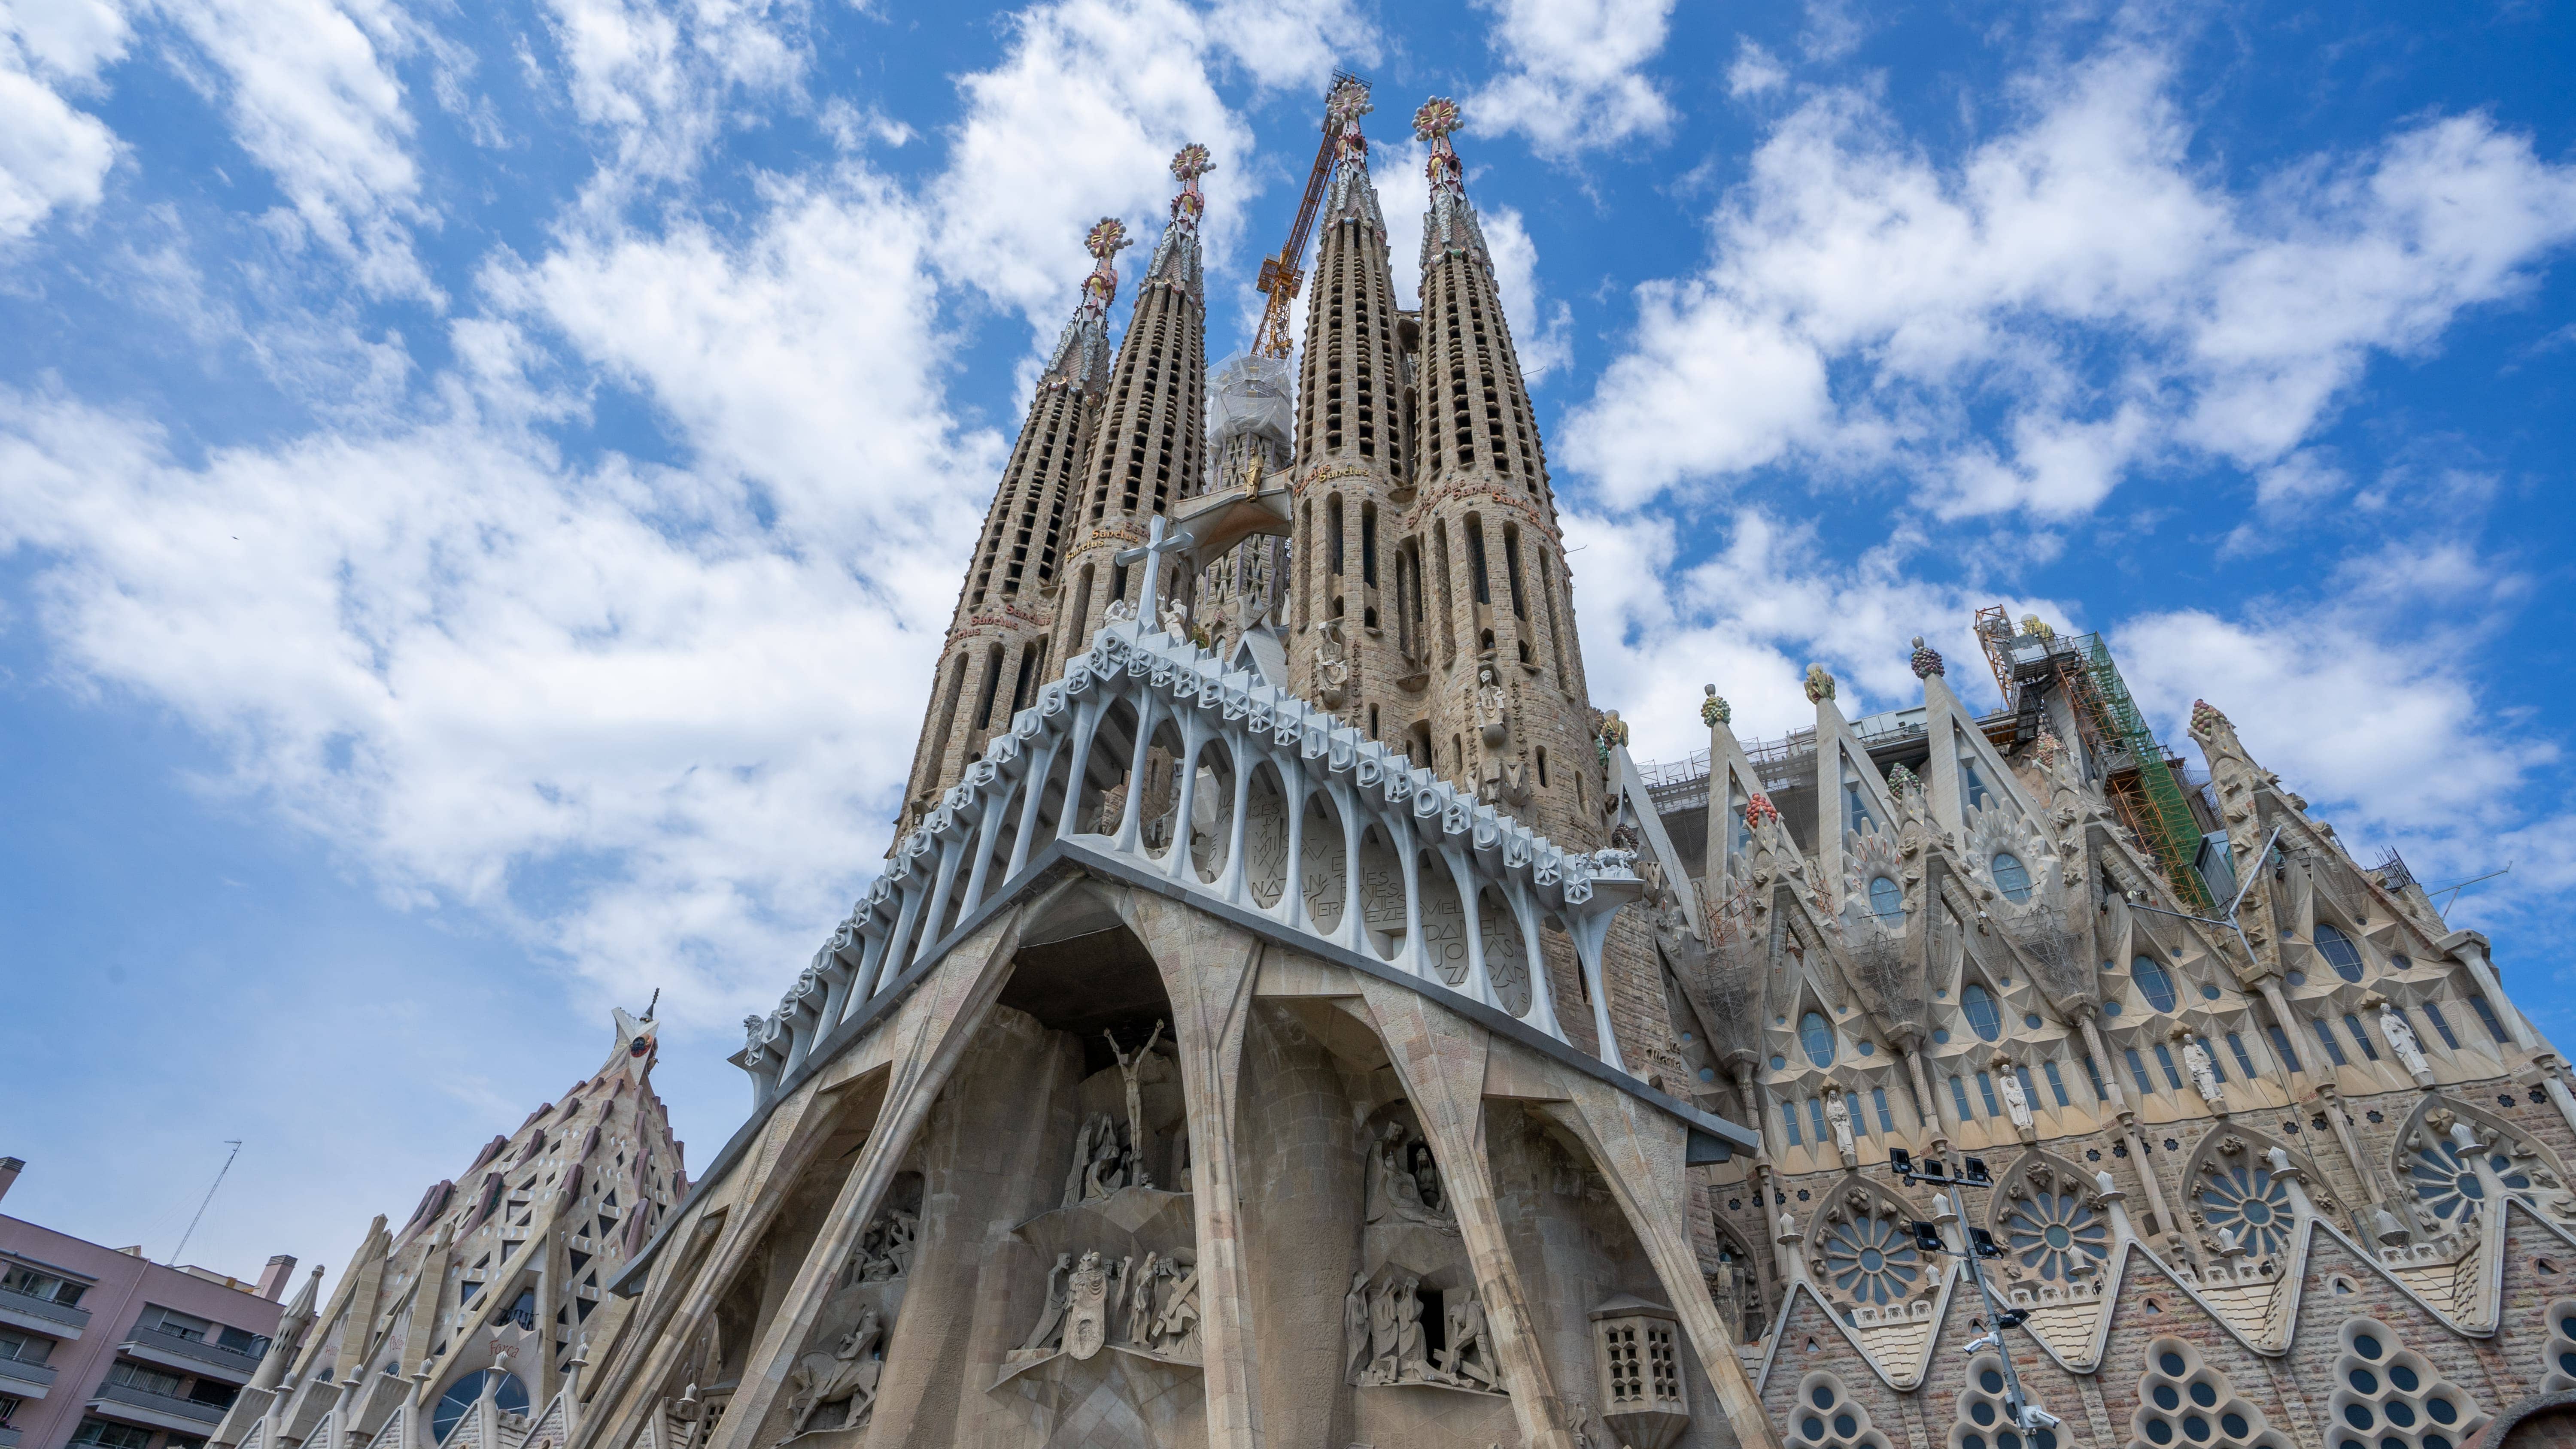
[{"x1": 1887, "y1": 1148, "x2": 2062, "y2": 1438}]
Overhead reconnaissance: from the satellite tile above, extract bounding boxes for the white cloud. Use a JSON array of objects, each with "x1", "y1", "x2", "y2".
[
  {"x1": 1468, "y1": 0, "x2": 1675, "y2": 158},
  {"x1": 0, "y1": 0, "x2": 128, "y2": 240},
  {"x1": 1726, "y1": 39, "x2": 1785, "y2": 99},
  {"x1": 153, "y1": 0, "x2": 434, "y2": 297},
  {"x1": 535, "y1": 0, "x2": 809, "y2": 185},
  {"x1": 929, "y1": 0, "x2": 1382, "y2": 342},
  {"x1": 1561, "y1": 46, "x2": 2576, "y2": 518}
]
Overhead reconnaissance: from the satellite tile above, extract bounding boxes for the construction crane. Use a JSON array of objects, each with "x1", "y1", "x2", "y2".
[
  {"x1": 1975, "y1": 605, "x2": 2216, "y2": 910},
  {"x1": 1252, "y1": 72, "x2": 1369, "y2": 360}
]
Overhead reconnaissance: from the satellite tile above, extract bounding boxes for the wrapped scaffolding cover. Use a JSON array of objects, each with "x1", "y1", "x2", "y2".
[{"x1": 1208, "y1": 353, "x2": 1293, "y2": 446}]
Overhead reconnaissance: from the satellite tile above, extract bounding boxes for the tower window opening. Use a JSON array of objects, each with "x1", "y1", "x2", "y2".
[
  {"x1": 1502, "y1": 525, "x2": 1528, "y2": 619},
  {"x1": 1536, "y1": 748, "x2": 1549, "y2": 788},
  {"x1": 1368, "y1": 704, "x2": 1379, "y2": 739},
  {"x1": 1453, "y1": 735, "x2": 1465, "y2": 777},
  {"x1": 1479, "y1": 628, "x2": 1496, "y2": 655},
  {"x1": 1361, "y1": 503, "x2": 1379, "y2": 587},
  {"x1": 1008, "y1": 643, "x2": 1040, "y2": 717},
  {"x1": 1467, "y1": 517, "x2": 1492, "y2": 604},
  {"x1": 970, "y1": 647, "x2": 1005, "y2": 735},
  {"x1": 1328, "y1": 496, "x2": 1345, "y2": 575}
]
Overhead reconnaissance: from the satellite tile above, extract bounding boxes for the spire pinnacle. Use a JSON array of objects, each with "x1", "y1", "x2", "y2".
[
  {"x1": 1082, "y1": 217, "x2": 1132, "y2": 320},
  {"x1": 1170, "y1": 143, "x2": 1213, "y2": 224},
  {"x1": 1326, "y1": 75, "x2": 1372, "y2": 158},
  {"x1": 1414, "y1": 95, "x2": 1464, "y2": 195}
]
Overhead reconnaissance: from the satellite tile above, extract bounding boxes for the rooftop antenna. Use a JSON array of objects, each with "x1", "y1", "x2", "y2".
[
  {"x1": 2426, "y1": 864, "x2": 2512, "y2": 915},
  {"x1": 169, "y1": 1140, "x2": 243, "y2": 1268}
]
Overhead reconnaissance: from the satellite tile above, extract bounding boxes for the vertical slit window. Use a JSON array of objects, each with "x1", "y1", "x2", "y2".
[
  {"x1": 2152, "y1": 1043, "x2": 2184, "y2": 1090},
  {"x1": 2267, "y1": 1025, "x2": 2303, "y2": 1073},
  {"x1": 2308, "y1": 1018, "x2": 2348, "y2": 1067},
  {"x1": 2124, "y1": 1049, "x2": 2154, "y2": 1097},
  {"x1": 1467, "y1": 518, "x2": 1491, "y2": 604},
  {"x1": 1976, "y1": 1071, "x2": 2001, "y2": 1117},
  {"x1": 1872, "y1": 1087, "x2": 1894, "y2": 1132},
  {"x1": 1327, "y1": 496, "x2": 1345, "y2": 575},
  {"x1": 2082, "y1": 1055, "x2": 2108, "y2": 1101},
  {"x1": 1361, "y1": 503, "x2": 1378, "y2": 586},
  {"x1": 2041, "y1": 1060, "x2": 2070, "y2": 1106},
  {"x1": 2015, "y1": 1064, "x2": 2038, "y2": 1110},
  {"x1": 2343, "y1": 1014, "x2": 2379, "y2": 1061},
  {"x1": 1502, "y1": 525, "x2": 1528, "y2": 619},
  {"x1": 2227, "y1": 1033, "x2": 2256, "y2": 1080},
  {"x1": 1780, "y1": 1103, "x2": 1801, "y2": 1146},
  {"x1": 1807, "y1": 1099, "x2": 1829, "y2": 1142},
  {"x1": 2193, "y1": 1037, "x2": 2226, "y2": 1082},
  {"x1": 2471, "y1": 995, "x2": 2510, "y2": 1043},
  {"x1": 1949, "y1": 1076, "x2": 1974, "y2": 1121},
  {"x1": 2422, "y1": 1002, "x2": 2461, "y2": 1049}
]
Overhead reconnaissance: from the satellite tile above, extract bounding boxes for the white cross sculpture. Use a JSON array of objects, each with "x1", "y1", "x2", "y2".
[{"x1": 1117, "y1": 513, "x2": 1192, "y2": 632}]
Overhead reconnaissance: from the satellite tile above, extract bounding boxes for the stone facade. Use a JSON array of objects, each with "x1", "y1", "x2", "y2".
[{"x1": 210, "y1": 1011, "x2": 684, "y2": 1449}]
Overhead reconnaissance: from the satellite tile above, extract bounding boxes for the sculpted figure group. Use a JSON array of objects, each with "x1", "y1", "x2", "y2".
[
  {"x1": 1017, "y1": 1247, "x2": 1203, "y2": 1363},
  {"x1": 1342, "y1": 1273, "x2": 1498, "y2": 1391}
]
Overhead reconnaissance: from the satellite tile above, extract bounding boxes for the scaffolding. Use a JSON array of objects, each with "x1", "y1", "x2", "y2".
[{"x1": 1975, "y1": 606, "x2": 2214, "y2": 911}]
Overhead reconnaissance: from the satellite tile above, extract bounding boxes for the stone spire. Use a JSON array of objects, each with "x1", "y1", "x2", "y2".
[
  {"x1": 1406, "y1": 97, "x2": 1594, "y2": 844},
  {"x1": 1052, "y1": 150, "x2": 1214, "y2": 660},
  {"x1": 1287, "y1": 76, "x2": 1419, "y2": 752},
  {"x1": 901, "y1": 224, "x2": 1124, "y2": 822},
  {"x1": 210, "y1": 1009, "x2": 684, "y2": 1449}
]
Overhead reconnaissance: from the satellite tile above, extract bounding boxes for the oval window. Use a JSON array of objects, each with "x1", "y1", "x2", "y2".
[
  {"x1": 1962, "y1": 984, "x2": 2002, "y2": 1042},
  {"x1": 1869, "y1": 875, "x2": 1904, "y2": 923},
  {"x1": 2315, "y1": 923, "x2": 2364, "y2": 983},
  {"x1": 2132, "y1": 956, "x2": 2178, "y2": 1012},
  {"x1": 1800, "y1": 1011, "x2": 1836, "y2": 1067},
  {"x1": 1992, "y1": 852, "x2": 2033, "y2": 902}
]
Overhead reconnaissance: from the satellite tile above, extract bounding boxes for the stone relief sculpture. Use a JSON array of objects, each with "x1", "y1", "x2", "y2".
[
  {"x1": 1124, "y1": 1251, "x2": 1160, "y2": 1346},
  {"x1": 1066, "y1": 1113, "x2": 1128, "y2": 1205},
  {"x1": 1343, "y1": 1272, "x2": 1372, "y2": 1382},
  {"x1": 1826, "y1": 1093, "x2": 1856, "y2": 1159},
  {"x1": 1435, "y1": 1292, "x2": 1498, "y2": 1390},
  {"x1": 782, "y1": 1307, "x2": 884, "y2": 1440},
  {"x1": 1996, "y1": 1061, "x2": 2034, "y2": 1130},
  {"x1": 2379, "y1": 1000, "x2": 2430, "y2": 1077},
  {"x1": 1105, "y1": 1021, "x2": 1166, "y2": 1191},
  {"x1": 1018, "y1": 1254, "x2": 1074, "y2": 1353},
  {"x1": 1365, "y1": 1120, "x2": 1456, "y2": 1230},
  {"x1": 844, "y1": 1205, "x2": 916, "y2": 1285},
  {"x1": 2180, "y1": 1034, "x2": 2227, "y2": 1107},
  {"x1": 1151, "y1": 1251, "x2": 1200, "y2": 1356},
  {"x1": 1063, "y1": 1252, "x2": 1111, "y2": 1360}
]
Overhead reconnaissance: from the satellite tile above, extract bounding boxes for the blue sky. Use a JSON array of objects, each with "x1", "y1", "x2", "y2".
[{"x1": 2, "y1": 0, "x2": 2570, "y2": 1293}]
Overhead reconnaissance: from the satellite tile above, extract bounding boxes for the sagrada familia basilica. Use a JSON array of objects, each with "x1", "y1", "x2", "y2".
[{"x1": 205, "y1": 76, "x2": 2576, "y2": 1449}]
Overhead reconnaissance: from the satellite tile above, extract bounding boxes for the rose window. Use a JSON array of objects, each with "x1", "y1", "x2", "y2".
[
  {"x1": 2196, "y1": 1159, "x2": 2294, "y2": 1258},
  {"x1": 1817, "y1": 1210, "x2": 1922, "y2": 1307},
  {"x1": 2408, "y1": 1137, "x2": 2534, "y2": 1227},
  {"x1": 2001, "y1": 1188, "x2": 2109, "y2": 1283}
]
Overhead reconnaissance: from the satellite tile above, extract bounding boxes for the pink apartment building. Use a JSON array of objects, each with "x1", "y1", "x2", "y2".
[{"x1": 0, "y1": 1160, "x2": 296, "y2": 1449}]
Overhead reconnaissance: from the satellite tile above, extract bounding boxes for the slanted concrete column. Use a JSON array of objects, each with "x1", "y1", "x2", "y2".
[
  {"x1": 1540, "y1": 1087, "x2": 1785, "y2": 1449},
  {"x1": 704, "y1": 900, "x2": 1045, "y2": 1449},
  {"x1": 1123, "y1": 890, "x2": 1269, "y2": 1449},
  {"x1": 1355, "y1": 982, "x2": 1577, "y2": 1449}
]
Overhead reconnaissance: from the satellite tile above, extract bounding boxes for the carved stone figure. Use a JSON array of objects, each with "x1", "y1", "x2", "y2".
[
  {"x1": 1105, "y1": 1022, "x2": 1165, "y2": 1190},
  {"x1": 1124, "y1": 1251, "x2": 1160, "y2": 1346},
  {"x1": 1152, "y1": 1252, "x2": 1200, "y2": 1357},
  {"x1": 1063, "y1": 1252, "x2": 1110, "y2": 1361},
  {"x1": 1996, "y1": 1064, "x2": 2033, "y2": 1130},
  {"x1": 1392, "y1": 1276, "x2": 1427, "y2": 1382},
  {"x1": 2381, "y1": 1003, "x2": 2430, "y2": 1076},
  {"x1": 1343, "y1": 1272, "x2": 1371, "y2": 1383},
  {"x1": 784, "y1": 1307, "x2": 883, "y2": 1439},
  {"x1": 1080, "y1": 1114, "x2": 1125, "y2": 1202},
  {"x1": 1826, "y1": 1093, "x2": 1856, "y2": 1158},
  {"x1": 2181, "y1": 1035, "x2": 2227, "y2": 1106},
  {"x1": 1317, "y1": 619, "x2": 1351, "y2": 709},
  {"x1": 1019, "y1": 1253, "x2": 1075, "y2": 1354},
  {"x1": 848, "y1": 1206, "x2": 915, "y2": 1283},
  {"x1": 1804, "y1": 664, "x2": 1835, "y2": 703},
  {"x1": 1476, "y1": 661, "x2": 1509, "y2": 746},
  {"x1": 1437, "y1": 1291, "x2": 1498, "y2": 1389},
  {"x1": 1365, "y1": 1276, "x2": 1399, "y2": 1383},
  {"x1": 1157, "y1": 594, "x2": 1190, "y2": 643}
]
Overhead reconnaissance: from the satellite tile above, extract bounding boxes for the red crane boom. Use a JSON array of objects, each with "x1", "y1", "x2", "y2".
[{"x1": 1253, "y1": 73, "x2": 1367, "y2": 360}]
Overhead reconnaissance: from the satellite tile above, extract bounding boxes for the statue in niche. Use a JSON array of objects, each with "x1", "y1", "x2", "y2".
[
  {"x1": 2180, "y1": 1035, "x2": 2227, "y2": 1107},
  {"x1": 782, "y1": 1307, "x2": 884, "y2": 1440},
  {"x1": 1366, "y1": 1120, "x2": 1455, "y2": 1228},
  {"x1": 1826, "y1": 1094, "x2": 1856, "y2": 1159},
  {"x1": 1078, "y1": 1114, "x2": 1125, "y2": 1203},
  {"x1": 846, "y1": 1206, "x2": 915, "y2": 1284},
  {"x1": 1063, "y1": 1252, "x2": 1110, "y2": 1361},
  {"x1": 1018, "y1": 1254, "x2": 1074, "y2": 1354},
  {"x1": 2375, "y1": 998, "x2": 2429, "y2": 1076},
  {"x1": 1343, "y1": 1273, "x2": 1372, "y2": 1382},
  {"x1": 1436, "y1": 1292, "x2": 1498, "y2": 1390},
  {"x1": 1105, "y1": 1022, "x2": 1166, "y2": 1190},
  {"x1": 1392, "y1": 1276, "x2": 1426, "y2": 1382},
  {"x1": 1152, "y1": 1251, "x2": 1200, "y2": 1357},
  {"x1": 1317, "y1": 619, "x2": 1351, "y2": 710},
  {"x1": 1364, "y1": 1276, "x2": 1400, "y2": 1383},
  {"x1": 1124, "y1": 1252, "x2": 1161, "y2": 1346},
  {"x1": 1476, "y1": 661, "x2": 1509, "y2": 747},
  {"x1": 1996, "y1": 1063, "x2": 2034, "y2": 1130}
]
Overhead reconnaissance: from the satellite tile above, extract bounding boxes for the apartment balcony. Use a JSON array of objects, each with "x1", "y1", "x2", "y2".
[
  {"x1": 88, "y1": 1379, "x2": 231, "y2": 1434},
  {"x1": 0, "y1": 1355, "x2": 56, "y2": 1397},
  {"x1": 0, "y1": 1285, "x2": 89, "y2": 1339},
  {"x1": 0, "y1": 1422, "x2": 22, "y2": 1448},
  {"x1": 120, "y1": 1325, "x2": 264, "y2": 1384}
]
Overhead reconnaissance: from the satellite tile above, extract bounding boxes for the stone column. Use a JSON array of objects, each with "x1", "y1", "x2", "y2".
[{"x1": 1124, "y1": 892, "x2": 1269, "y2": 1449}]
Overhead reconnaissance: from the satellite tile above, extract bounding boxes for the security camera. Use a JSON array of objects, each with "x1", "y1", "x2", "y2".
[
  {"x1": 2017, "y1": 1406, "x2": 2063, "y2": 1431},
  {"x1": 1964, "y1": 1334, "x2": 2000, "y2": 1354}
]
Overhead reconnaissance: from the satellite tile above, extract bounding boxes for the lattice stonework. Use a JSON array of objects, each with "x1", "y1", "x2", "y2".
[
  {"x1": 2325, "y1": 1319, "x2": 2485, "y2": 1449},
  {"x1": 1592, "y1": 1297, "x2": 1689, "y2": 1449},
  {"x1": 1787, "y1": 1373, "x2": 1894, "y2": 1449},
  {"x1": 2541, "y1": 1297, "x2": 2576, "y2": 1393},
  {"x1": 1947, "y1": 1355, "x2": 2061, "y2": 1449},
  {"x1": 2126, "y1": 1339, "x2": 2291, "y2": 1449}
]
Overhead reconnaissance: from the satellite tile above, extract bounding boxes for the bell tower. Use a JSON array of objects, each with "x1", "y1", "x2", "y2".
[
  {"x1": 899, "y1": 222, "x2": 1120, "y2": 823},
  {"x1": 1407, "y1": 97, "x2": 1598, "y2": 846}
]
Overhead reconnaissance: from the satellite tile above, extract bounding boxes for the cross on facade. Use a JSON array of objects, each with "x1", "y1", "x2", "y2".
[{"x1": 1116, "y1": 512, "x2": 1192, "y2": 627}]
